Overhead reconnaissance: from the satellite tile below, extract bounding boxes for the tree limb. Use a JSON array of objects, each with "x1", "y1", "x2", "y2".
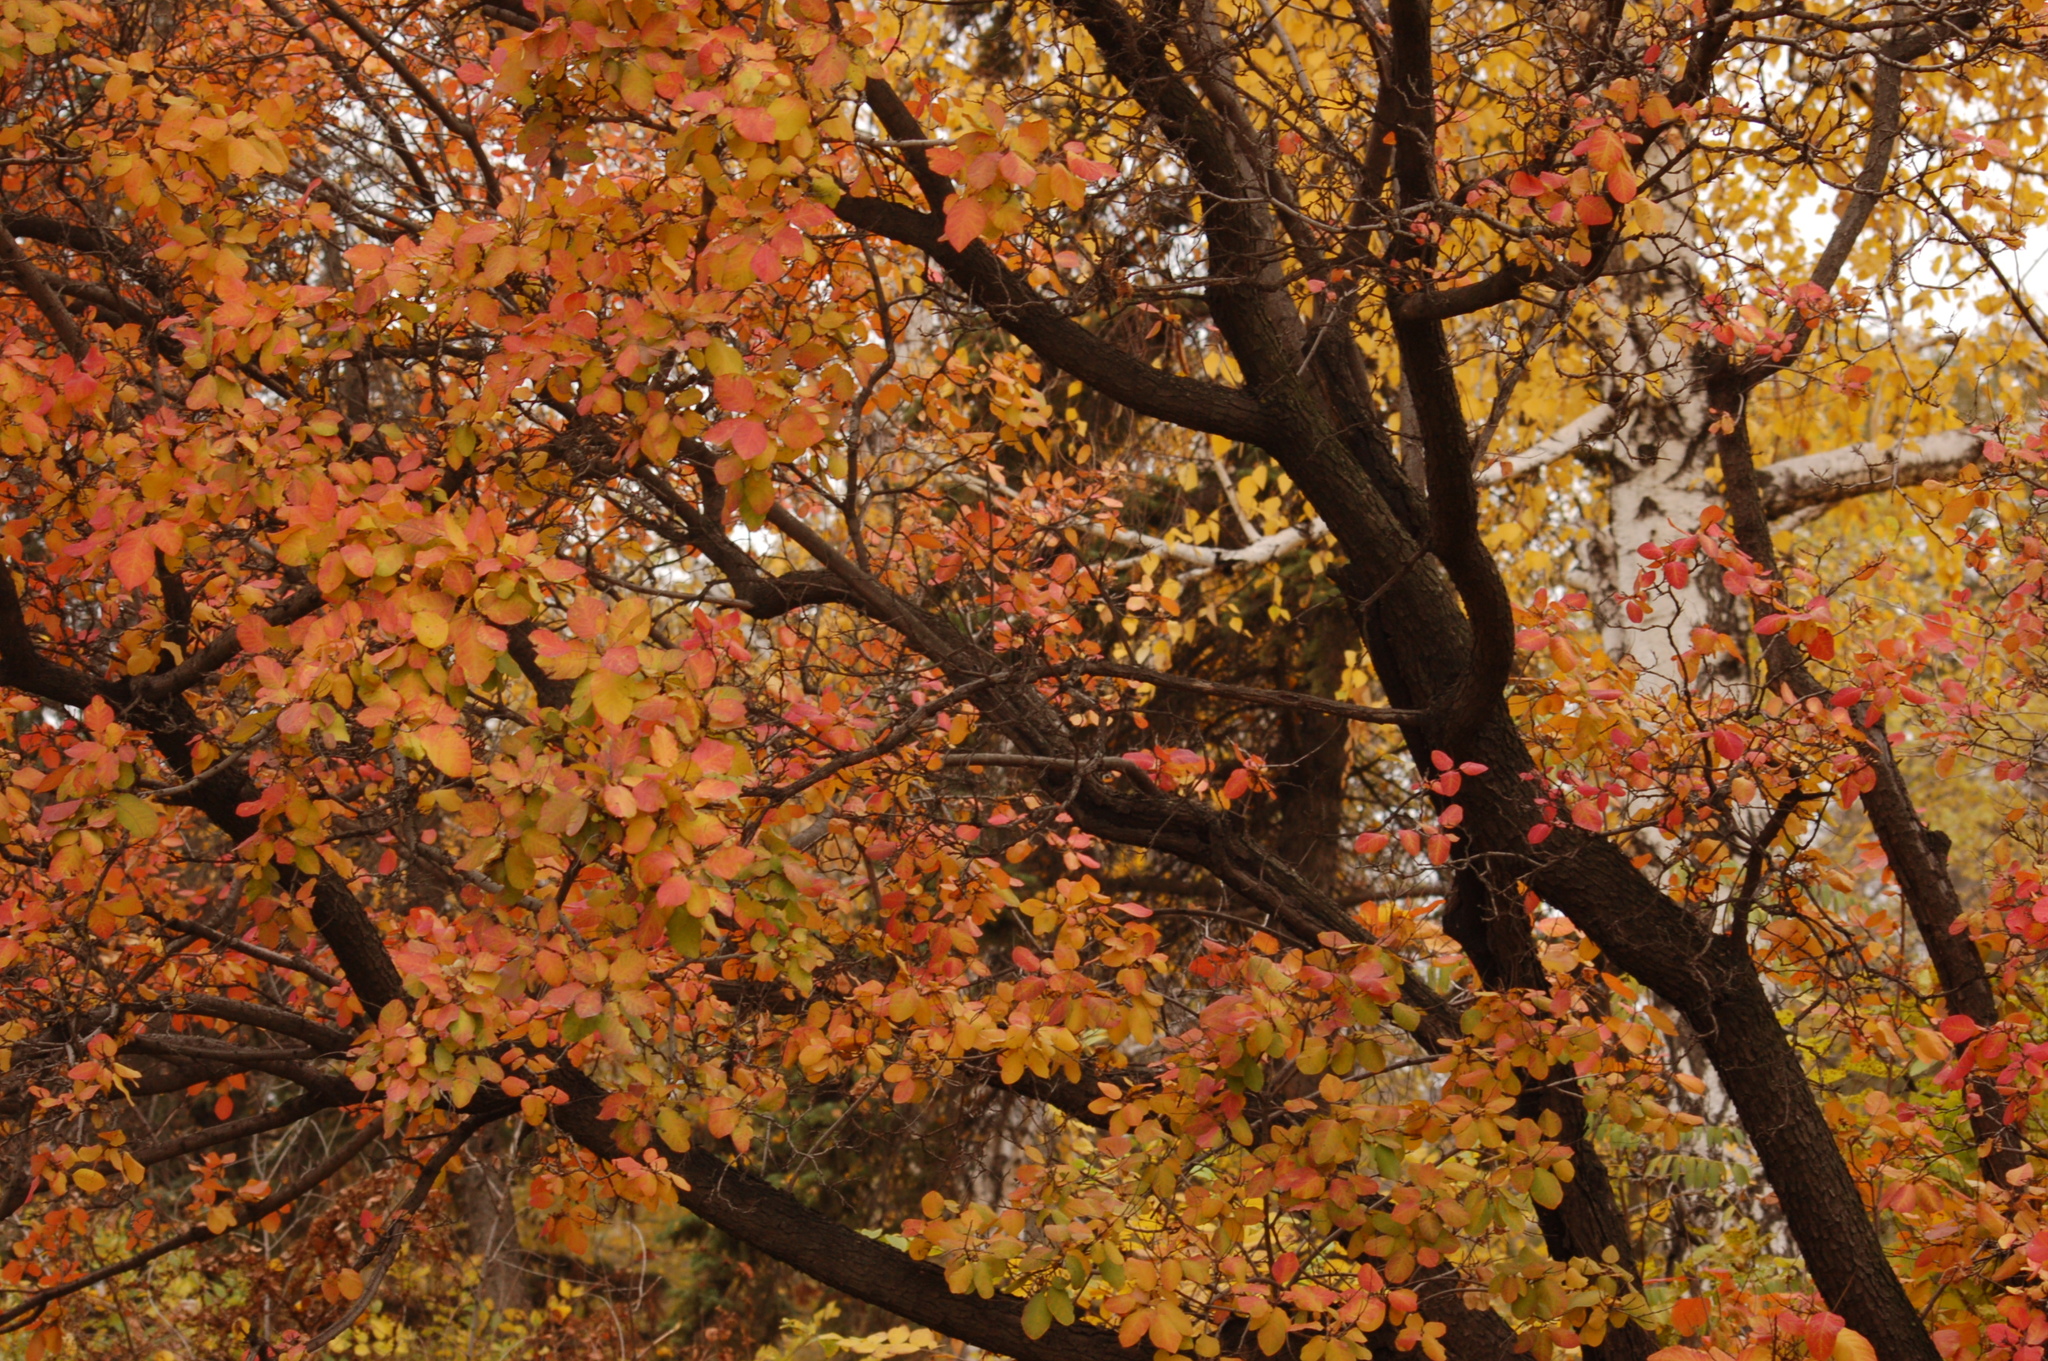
[
  {"x1": 0, "y1": 219, "x2": 88, "y2": 359},
  {"x1": 1752, "y1": 430, "x2": 1981, "y2": 517}
]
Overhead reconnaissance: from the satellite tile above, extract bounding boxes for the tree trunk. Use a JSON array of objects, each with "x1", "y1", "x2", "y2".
[{"x1": 451, "y1": 1123, "x2": 532, "y2": 1315}]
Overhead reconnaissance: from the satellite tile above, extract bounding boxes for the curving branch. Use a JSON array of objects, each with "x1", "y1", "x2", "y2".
[
  {"x1": 834, "y1": 82, "x2": 1270, "y2": 446},
  {"x1": 132, "y1": 1092, "x2": 348, "y2": 1169},
  {"x1": 1380, "y1": 0, "x2": 1517, "y2": 752}
]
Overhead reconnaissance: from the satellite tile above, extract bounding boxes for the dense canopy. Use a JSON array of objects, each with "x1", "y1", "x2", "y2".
[{"x1": 2, "y1": 0, "x2": 2048, "y2": 1356}]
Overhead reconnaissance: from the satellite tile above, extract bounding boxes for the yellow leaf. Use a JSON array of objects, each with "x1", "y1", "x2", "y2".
[
  {"x1": 411, "y1": 607, "x2": 449, "y2": 649},
  {"x1": 590, "y1": 669, "x2": 637, "y2": 726},
  {"x1": 225, "y1": 136, "x2": 263, "y2": 178},
  {"x1": 618, "y1": 60, "x2": 653, "y2": 110},
  {"x1": 769, "y1": 93, "x2": 809, "y2": 141}
]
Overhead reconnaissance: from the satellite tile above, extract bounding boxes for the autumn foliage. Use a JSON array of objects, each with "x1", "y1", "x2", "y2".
[{"x1": 3, "y1": 0, "x2": 2048, "y2": 1356}]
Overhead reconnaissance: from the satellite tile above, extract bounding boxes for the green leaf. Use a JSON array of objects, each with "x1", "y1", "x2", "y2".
[
  {"x1": 1022, "y1": 1293, "x2": 1051, "y2": 1340},
  {"x1": 113, "y1": 794, "x2": 159, "y2": 837},
  {"x1": 668, "y1": 907, "x2": 703, "y2": 956}
]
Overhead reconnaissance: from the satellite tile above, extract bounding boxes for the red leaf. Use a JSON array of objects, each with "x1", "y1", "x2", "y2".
[
  {"x1": 712, "y1": 374, "x2": 757, "y2": 413},
  {"x1": 705, "y1": 417, "x2": 769, "y2": 461},
  {"x1": 1939, "y1": 1014, "x2": 1983, "y2": 1044},
  {"x1": 1806, "y1": 1312, "x2": 1845, "y2": 1360},
  {"x1": 1063, "y1": 143, "x2": 1114, "y2": 180}
]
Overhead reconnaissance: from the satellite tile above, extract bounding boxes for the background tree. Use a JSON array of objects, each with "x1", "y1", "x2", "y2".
[{"x1": 0, "y1": 0, "x2": 2046, "y2": 1357}]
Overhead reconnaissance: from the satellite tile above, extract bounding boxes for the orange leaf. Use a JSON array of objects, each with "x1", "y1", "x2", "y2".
[
  {"x1": 729, "y1": 105, "x2": 777, "y2": 143},
  {"x1": 111, "y1": 532, "x2": 156, "y2": 590},
  {"x1": 942, "y1": 195, "x2": 989, "y2": 251},
  {"x1": 1575, "y1": 126, "x2": 1627, "y2": 171},
  {"x1": 418, "y1": 723, "x2": 472, "y2": 778}
]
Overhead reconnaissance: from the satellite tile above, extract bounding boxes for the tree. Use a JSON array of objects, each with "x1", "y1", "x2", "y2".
[{"x1": 0, "y1": 0, "x2": 2045, "y2": 1355}]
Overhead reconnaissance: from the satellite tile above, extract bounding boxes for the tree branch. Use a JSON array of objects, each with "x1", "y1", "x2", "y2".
[
  {"x1": 1753, "y1": 430, "x2": 1981, "y2": 517},
  {"x1": 0, "y1": 219, "x2": 88, "y2": 358},
  {"x1": 837, "y1": 82, "x2": 1270, "y2": 446},
  {"x1": 132, "y1": 1091, "x2": 345, "y2": 1169},
  {"x1": 1476, "y1": 403, "x2": 1620, "y2": 486},
  {"x1": 1058, "y1": 660, "x2": 1419, "y2": 725}
]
